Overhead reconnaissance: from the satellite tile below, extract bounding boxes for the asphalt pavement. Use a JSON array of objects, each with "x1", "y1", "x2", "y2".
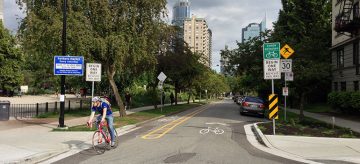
[{"x1": 2, "y1": 99, "x2": 360, "y2": 164}]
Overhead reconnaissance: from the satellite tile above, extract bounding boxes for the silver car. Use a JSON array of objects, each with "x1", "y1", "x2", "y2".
[{"x1": 239, "y1": 96, "x2": 266, "y2": 117}]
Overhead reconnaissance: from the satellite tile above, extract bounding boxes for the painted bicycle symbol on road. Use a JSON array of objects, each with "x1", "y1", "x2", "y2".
[{"x1": 199, "y1": 127, "x2": 224, "y2": 135}]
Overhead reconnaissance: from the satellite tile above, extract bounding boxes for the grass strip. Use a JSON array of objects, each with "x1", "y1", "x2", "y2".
[{"x1": 53, "y1": 103, "x2": 204, "y2": 131}]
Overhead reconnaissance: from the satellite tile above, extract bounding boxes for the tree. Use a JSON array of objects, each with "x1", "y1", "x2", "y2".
[
  {"x1": 17, "y1": 0, "x2": 167, "y2": 117},
  {"x1": 0, "y1": 22, "x2": 24, "y2": 95},
  {"x1": 271, "y1": 0, "x2": 332, "y2": 120},
  {"x1": 157, "y1": 34, "x2": 206, "y2": 105}
]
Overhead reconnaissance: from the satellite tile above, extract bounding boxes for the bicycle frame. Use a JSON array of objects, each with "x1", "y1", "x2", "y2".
[{"x1": 95, "y1": 121, "x2": 111, "y2": 144}]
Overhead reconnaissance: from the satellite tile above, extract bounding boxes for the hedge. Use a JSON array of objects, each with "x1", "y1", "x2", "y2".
[{"x1": 328, "y1": 92, "x2": 360, "y2": 111}]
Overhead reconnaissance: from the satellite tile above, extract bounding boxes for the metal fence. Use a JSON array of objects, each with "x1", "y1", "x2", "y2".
[{"x1": 10, "y1": 99, "x2": 91, "y2": 118}]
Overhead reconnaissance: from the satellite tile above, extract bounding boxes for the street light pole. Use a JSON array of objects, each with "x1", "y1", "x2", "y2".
[{"x1": 59, "y1": 0, "x2": 67, "y2": 128}]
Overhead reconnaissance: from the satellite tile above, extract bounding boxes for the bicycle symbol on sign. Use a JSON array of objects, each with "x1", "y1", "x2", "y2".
[
  {"x1": 199, "y1": 127, "x2": 224, "y2": 135},
  {"x1": 266, "y1": 51, "x2": 278, "y2": 59}
]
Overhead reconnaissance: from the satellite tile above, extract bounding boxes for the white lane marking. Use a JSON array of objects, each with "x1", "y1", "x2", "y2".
[{"x1": 205, "y1": 122, "x2": 228, "y2": 126}]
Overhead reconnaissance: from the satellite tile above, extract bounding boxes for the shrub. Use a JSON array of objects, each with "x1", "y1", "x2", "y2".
[
  {"x1": 327, "y1": 92, "x2": 339, "y2": 108},
  {"x1": 328, "y1": 92, "x2": 360, "y2": 112},
  {"x1": 351, "y1": 92, "x2": 360, "y2": 109}
]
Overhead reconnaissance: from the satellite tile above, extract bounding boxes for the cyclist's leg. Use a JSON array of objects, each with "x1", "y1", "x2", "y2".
[
  {"x1": 96, "y1": 115, "x2": 102, "y2": 142},
  {"x1": 106, "y1": 115, "x2": 115, "y2": 143}
]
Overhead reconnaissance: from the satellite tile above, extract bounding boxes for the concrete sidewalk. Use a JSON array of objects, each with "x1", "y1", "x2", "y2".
[
  {"x1": 287, "y1": 108, "x2": 360, "y2": 133},
  {"x1": 247, "y1": 106, "x2": 360, "y2": 164},
  {"x1": 0, "y1": 102, "x2": 187, "y2": 164}
]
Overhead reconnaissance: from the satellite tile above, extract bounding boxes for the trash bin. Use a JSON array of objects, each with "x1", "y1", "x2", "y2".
[{"x1": 0, "y1": 101, "x2": 10, "y2": 121}]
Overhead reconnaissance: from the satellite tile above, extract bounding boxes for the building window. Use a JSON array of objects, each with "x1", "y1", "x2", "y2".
[
  {"x1": 354, "y1": 81, "x2": 359, "y2": 91},
  {"x1": 334, "y1": 82, "x2": 338, "y2": 91},
  {"x1": 341, "y1": 82, "x2": 347, "y2": 91},
  {"x1": 354, "y1": 2, "x2": 360, "y2": 19},
  {"x1": 354, "y1": 41, "x2": 359, "y2": 65},
  {"x1": 337, "y1": 49, "x2": 344, "y2": 68}
]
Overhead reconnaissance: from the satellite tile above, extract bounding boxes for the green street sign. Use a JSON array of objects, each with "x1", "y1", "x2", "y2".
[{"x1": 263, "y1": 42, "x2": 280, "y2": 60}]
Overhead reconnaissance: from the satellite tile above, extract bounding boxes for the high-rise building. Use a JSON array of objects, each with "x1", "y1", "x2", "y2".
[
  {"x1": 241, "y1": 17, "x2": 266, "y2": 43},
  {"x1": 183, "y1": 15, "x2": 212, "y2": 67},
  {"x1": 331, "y1": 0, "x2": 360, "y2": 92},
  {"x1": 0, "y1": 0, "x2": 3, "y2": 23},
  {"x1": 172, "y1": 0, "x2": 190, "y2": 27}
]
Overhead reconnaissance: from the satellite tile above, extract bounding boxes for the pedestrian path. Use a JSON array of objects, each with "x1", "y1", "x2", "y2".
[
  {"x1": 287, "y1": 108, "x2": 360, "y2": 133},
  {"x1": 0, "y1": 102, "x2": 190, "y2": 163}
]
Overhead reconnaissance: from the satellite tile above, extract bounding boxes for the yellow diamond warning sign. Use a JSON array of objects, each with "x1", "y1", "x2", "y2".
[{"x1": 280, "y1": 44, "x2": 295, "y2": 59}]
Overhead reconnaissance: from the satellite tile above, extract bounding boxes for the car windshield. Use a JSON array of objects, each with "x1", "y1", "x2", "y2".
[{"x1": 245, "y1": 97, "x2": 264, "y2": 103}]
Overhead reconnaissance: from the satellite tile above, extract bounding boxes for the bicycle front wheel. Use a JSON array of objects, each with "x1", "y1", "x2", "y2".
[{"x1": 92, "y1": 131, "x2": 106, "y2": 154}]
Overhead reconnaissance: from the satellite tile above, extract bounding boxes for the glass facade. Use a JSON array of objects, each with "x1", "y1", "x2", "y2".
[
  {"x1": 172, "y1": 0, "x2": 190, "y2": 27},
  {"x1": 241, "y1": 18, "x2": 266, "y2": 43}
]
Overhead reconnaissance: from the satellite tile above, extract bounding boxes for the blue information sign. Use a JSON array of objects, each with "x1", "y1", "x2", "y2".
[{"x1": 54, "y1": 56, "x2": 84, "y2": 75}]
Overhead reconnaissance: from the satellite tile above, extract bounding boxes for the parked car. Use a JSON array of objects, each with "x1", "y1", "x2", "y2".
[{"x1": 239, "y1": 96, "x2": 266, "y2": 117}]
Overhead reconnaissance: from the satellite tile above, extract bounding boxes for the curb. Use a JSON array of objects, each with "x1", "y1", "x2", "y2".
[
  {"x1": 245, "y1": 123, "x2": 322, "y2": 164},
  {"x1": 252, "y1": 122, "x2": 274, "y2": 148}
]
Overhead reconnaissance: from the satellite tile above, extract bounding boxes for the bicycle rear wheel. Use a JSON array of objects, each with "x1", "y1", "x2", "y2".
[
  {"x1": 92, "y1": 131, "x2": 106, "y2": 154},
  {"x1": 113, "y1": 129, "x2": 119, "y2": 148}
]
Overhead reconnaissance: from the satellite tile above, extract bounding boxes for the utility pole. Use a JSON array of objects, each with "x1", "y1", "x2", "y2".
[{"x1": 58, "y1": 0, "x2": 67, "y2": 128}]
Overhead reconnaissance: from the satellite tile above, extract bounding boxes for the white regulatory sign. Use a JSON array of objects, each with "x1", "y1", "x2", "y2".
[
  {"x1": 264, "y1": 59, "x2": 281, "y2": 79},
  {"x1": 157, "y1": 72, "x2": 167, "y2": 82},
  {"x1": 280, "y1": 59, "x2": 292, "y2": 73},
  {"x1": 285, "y1": 72, "x2": 294, "y2": 81},
  {"x1": 86, "y1": 63, "x2": 102, "y2": 81},
  {"x1": 282, "y1": 87, "x2": 289, "y2": 96}
]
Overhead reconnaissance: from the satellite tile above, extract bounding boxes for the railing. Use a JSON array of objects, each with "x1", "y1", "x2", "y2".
[{"x1": 10, "y1": 99, "x2": 91, "y2": 118}]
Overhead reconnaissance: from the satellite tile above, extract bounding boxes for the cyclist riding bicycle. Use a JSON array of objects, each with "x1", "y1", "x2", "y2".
[{"x1": 87, "y1": 96, "x2": 116, "y2": 147}]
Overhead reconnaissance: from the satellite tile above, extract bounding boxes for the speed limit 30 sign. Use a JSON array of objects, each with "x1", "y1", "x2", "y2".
[{"x1": 280, "y1": 59, "x2": 292, "y2": 73}]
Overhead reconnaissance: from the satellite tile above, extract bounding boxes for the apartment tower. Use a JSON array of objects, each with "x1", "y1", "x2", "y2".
[{"x1": 183, "y1": 15, "x2": 212, "y2": 67}]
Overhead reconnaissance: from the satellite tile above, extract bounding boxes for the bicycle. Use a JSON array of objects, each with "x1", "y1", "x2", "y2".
[
  {"x1": 199, "y1": 127, "x2": 224, "y2": 135},
  {"x1": 91, "y1": 120, "x2": 119, "y2": 154},
  {"x1": 265, "y1": 51, "x2": 278, "y2": 59}
]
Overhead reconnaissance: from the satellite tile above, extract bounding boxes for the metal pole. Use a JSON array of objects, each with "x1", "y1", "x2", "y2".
[
  {"x1": 272, "y1": 79, "x2": 275, "y2": 135},
  {"x1": 160, "y1": 90, "x2": 163, "y2": 113},
  {"x1": 59, "y1": 0, "x2": 67, "y2": 128},
  {"x1": 285, "y1": 80, "x2": 287, "y2": 121},
  {"x1": 92, "y1": 81, "x2": 94, "y2": 98}
]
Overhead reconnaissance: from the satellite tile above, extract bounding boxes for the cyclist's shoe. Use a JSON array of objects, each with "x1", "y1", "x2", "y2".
[{"x1": 111, "y1": 141, "x2": 116, "y2": 147}]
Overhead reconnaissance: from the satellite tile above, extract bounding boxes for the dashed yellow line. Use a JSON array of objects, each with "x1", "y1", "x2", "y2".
[{"x1": 141, "y1": 106, "x2": 208, "y2": 139}]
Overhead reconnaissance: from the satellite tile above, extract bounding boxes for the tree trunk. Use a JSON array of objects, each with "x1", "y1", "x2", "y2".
[
  {"x1": 106, "y1": 65, "x2": 126, "y2": 117},
  {"x1": 175, "y1": 82, "x2": 178, "y2": 105},
  {"x1": 187, "y1": 90, "x2": 191, "y2": 104},
  {"x1": 299, "y1": 92, "x2": 305, "y2": 122}
]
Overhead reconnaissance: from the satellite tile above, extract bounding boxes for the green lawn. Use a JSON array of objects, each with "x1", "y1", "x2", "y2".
[{"x1": 303, "y1": 103, "x2": 332, "y2": 113}]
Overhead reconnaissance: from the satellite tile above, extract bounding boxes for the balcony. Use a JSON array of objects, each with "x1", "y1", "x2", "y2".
[{"x1": 335, "y1": 0, "x2": 360, "y2": 33}]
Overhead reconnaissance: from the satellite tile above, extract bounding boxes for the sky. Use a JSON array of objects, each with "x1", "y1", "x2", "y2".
[{"x1": 3, "y1": 0, "x2": 282, "y2": 72}]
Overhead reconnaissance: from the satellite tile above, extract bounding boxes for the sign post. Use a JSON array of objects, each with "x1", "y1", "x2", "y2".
[
  {"x1": 157, "y1": 72, "x2": 167, "y2": 112},
  {"x1": 280, "y1": 44, "x2": 295, "y2": 122},
  {"x1": 263, "y1": 42, "x2": 280, "y2": 135},
  {"x1": 86, "y1": 63, "x2": 102, "y2": 102}
]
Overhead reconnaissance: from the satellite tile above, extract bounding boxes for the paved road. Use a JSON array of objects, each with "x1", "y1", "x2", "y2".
[{"x1": 54, "y1": 100, "x2": 302, "y2": 164}]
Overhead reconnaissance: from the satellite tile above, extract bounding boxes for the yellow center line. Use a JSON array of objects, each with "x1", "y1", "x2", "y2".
[{"x1": 141, "y1": 106, "x2": 208, "y2": 139}]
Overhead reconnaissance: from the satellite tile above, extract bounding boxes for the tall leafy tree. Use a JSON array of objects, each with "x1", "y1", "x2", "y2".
[
  {"x1": 157, "y1": 35, "x2": 206, "y2": 105},
  {"x1": 271, "y1": 0, "x2": 332, "y2": 120},
  {"x1": 17, "y1": 0, "x2": 167, "y2": 116},
  {"x1": 0, "y1": 22, "x2": 24, "y2": 94}
]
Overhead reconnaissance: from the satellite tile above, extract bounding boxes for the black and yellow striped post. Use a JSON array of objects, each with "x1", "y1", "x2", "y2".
[
  {"x1": 269, "y1": 94, "x2": 279, "y2": 119},
  {"x1": 269, "y1": 94, "x2": 278, "y2": 135}
]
